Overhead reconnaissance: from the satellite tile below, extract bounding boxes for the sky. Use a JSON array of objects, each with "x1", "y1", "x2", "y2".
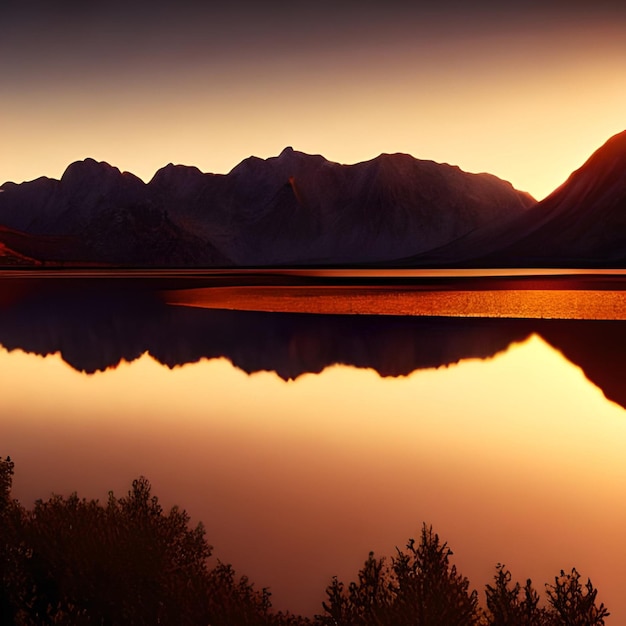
[{"x1": 1, "y1": 0, "x2": 625, "y2": 199}]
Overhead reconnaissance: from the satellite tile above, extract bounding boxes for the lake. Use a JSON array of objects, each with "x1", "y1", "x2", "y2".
[{"x1": 1, "y1": 269, "x2": 626, "y2": 619}]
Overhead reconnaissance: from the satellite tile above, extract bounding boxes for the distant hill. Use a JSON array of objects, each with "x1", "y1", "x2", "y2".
[{"x1": 0, "y1": 149, "x2": 534, "y2": 267}]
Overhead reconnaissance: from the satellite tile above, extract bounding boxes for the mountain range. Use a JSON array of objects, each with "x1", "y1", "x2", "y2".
[{"x1": 0, "y1": 131, "x2": 625, "y2": 267}]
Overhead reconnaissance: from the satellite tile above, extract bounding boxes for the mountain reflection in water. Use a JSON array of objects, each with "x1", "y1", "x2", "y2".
[
  {"x1": 2, "y1": 275, "x2": 626, "y2": 619},
  {"x1": 0, "y1": 278, "x2": 625, "y2": 408}
]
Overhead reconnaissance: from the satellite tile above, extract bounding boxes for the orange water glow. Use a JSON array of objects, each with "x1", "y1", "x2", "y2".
[
  {"x1": 2, "y1": 335, "x2": 626, "y2": 617},
  {"x1": 164, "y1": 285, "x2": 626, "y2": 320}
]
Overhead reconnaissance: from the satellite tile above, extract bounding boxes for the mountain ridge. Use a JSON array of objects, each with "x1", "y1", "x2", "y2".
[
  {"x1": 0, "y1": 148, "x2": 534, "y2": 266},
  {"x1": 1, "y1": 132, "x2": 625, "y2": 267},
  {"x1": 391, "y1": 130, "x2": 626, "y2": 267}
]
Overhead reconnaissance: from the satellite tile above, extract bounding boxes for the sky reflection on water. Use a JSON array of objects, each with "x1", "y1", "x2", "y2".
[{"x1": 2, "y1": 331, "x2": 626, "y2": 618}]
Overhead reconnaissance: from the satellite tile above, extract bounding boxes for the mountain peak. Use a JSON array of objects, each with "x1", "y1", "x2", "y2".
[
  {"x1": 375, "y1": 152, "x2": 415, "y2": 162},
  {"x1": 542, "y1": 128, "x2": 626, "y2": 205},
  {"x1": 149, "y1": 163, "x2": 205, "y2": 186},
  {"x1": 59, "y1": 159, "x2": 146, "y2": 195},
  {"x1": 370, "y1": 152, "x2": 421, "y2": 172},
  {"x1": 275, "y1": 146, "x2": 326, "y2": 164},
  {"x1": 575, "y1": 129, "x2": 626, "y2": 170},
  {"x1": 61, "y1": 158, "x2": 119, "y2": 182},
  {"x1": 586, "y1": 129, "x2": 626, "y2": 171}
]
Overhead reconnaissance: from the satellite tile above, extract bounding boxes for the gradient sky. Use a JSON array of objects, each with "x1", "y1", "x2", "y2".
[{"x1": 2, "y1": 0, "x2": 625, "y2": 199}]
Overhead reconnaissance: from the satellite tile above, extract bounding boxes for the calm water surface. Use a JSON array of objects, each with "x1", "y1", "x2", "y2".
[{"x1": 1, "y1": 271, "x2": 626, "y2": 618}]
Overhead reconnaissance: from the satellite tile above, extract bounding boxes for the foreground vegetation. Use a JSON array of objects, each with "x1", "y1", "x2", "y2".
[{"x1": 1, "y1": 457, "x2": 609, "y2": 625}]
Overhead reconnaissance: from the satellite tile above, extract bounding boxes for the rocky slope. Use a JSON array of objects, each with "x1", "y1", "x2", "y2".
[
  {"x1": 406, "y1": 130, "x2": 626, "y2": 267},
  {"x1": 490, "y1": 129, "x2": 626, "y2": 265}
]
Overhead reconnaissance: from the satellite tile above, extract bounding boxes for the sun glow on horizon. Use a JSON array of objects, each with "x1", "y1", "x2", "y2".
[{"x1": 2, "y1": 11, "x2": 625, "y2": 200}]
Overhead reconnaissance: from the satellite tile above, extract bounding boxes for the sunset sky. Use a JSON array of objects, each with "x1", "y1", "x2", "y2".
[{"x1": 2, "y1": 0, "x2": 625, "y2": 199}]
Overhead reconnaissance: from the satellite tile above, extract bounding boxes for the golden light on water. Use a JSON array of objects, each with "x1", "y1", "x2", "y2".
[
  {"x1": 2, "y1": 334, "x2": 626, "y2": 616},
  {"x1": 164, "y1": 285, "x2": 626, "y2": 320}
]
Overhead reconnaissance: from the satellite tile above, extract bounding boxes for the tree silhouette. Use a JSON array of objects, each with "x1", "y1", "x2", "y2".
[
  {"x1": 317, "y1": 524, "x2": 480, "y2": 625},
  {"x1": 1, "y1": 457, "x2": 612, "y2": 625},
  {"x1": 485, "y1": 564, "x2": 553, "y2": 625},
  {"x1": 0, "y1": 457, "x2": 27, "y2": 625},
  {"x1": 546, "y1": 568, "x2": 609, "y2": 626},
  {"x1": 20, "y1": 477, "x2": 211, "y2": 624},
  {"x1": 391, "y1": 525, "x2": 480, "y2": 625},
  {"x1": 0, "y1": 461, "x2": 308, "y2": 626}
]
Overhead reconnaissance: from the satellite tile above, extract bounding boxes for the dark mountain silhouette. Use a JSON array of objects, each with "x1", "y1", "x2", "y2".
[
  {"x1": 404, "y1": 130, "x2": 626, "y2": 267},
  {"x1": 0, "y1": 278, "x2": 625, "y2": 409},
  {"x1": 207, "y1": 148, "x2": 535, "y2": 264},
  {"x1": 0, "y1": 160, "x2": 145, "y2": 235},
  {"x1": 0, "y1": 149, "x2": 533, "y2": 267},
  {"x1": 2, "y1": 131, "x2": 625, "y2": 267},
  {"x1": 0, "y1": 160, "x2": 229, "y2": 267},
  {"x1": 488, "y1": 129, "x2": 626, "y2": 265}
]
